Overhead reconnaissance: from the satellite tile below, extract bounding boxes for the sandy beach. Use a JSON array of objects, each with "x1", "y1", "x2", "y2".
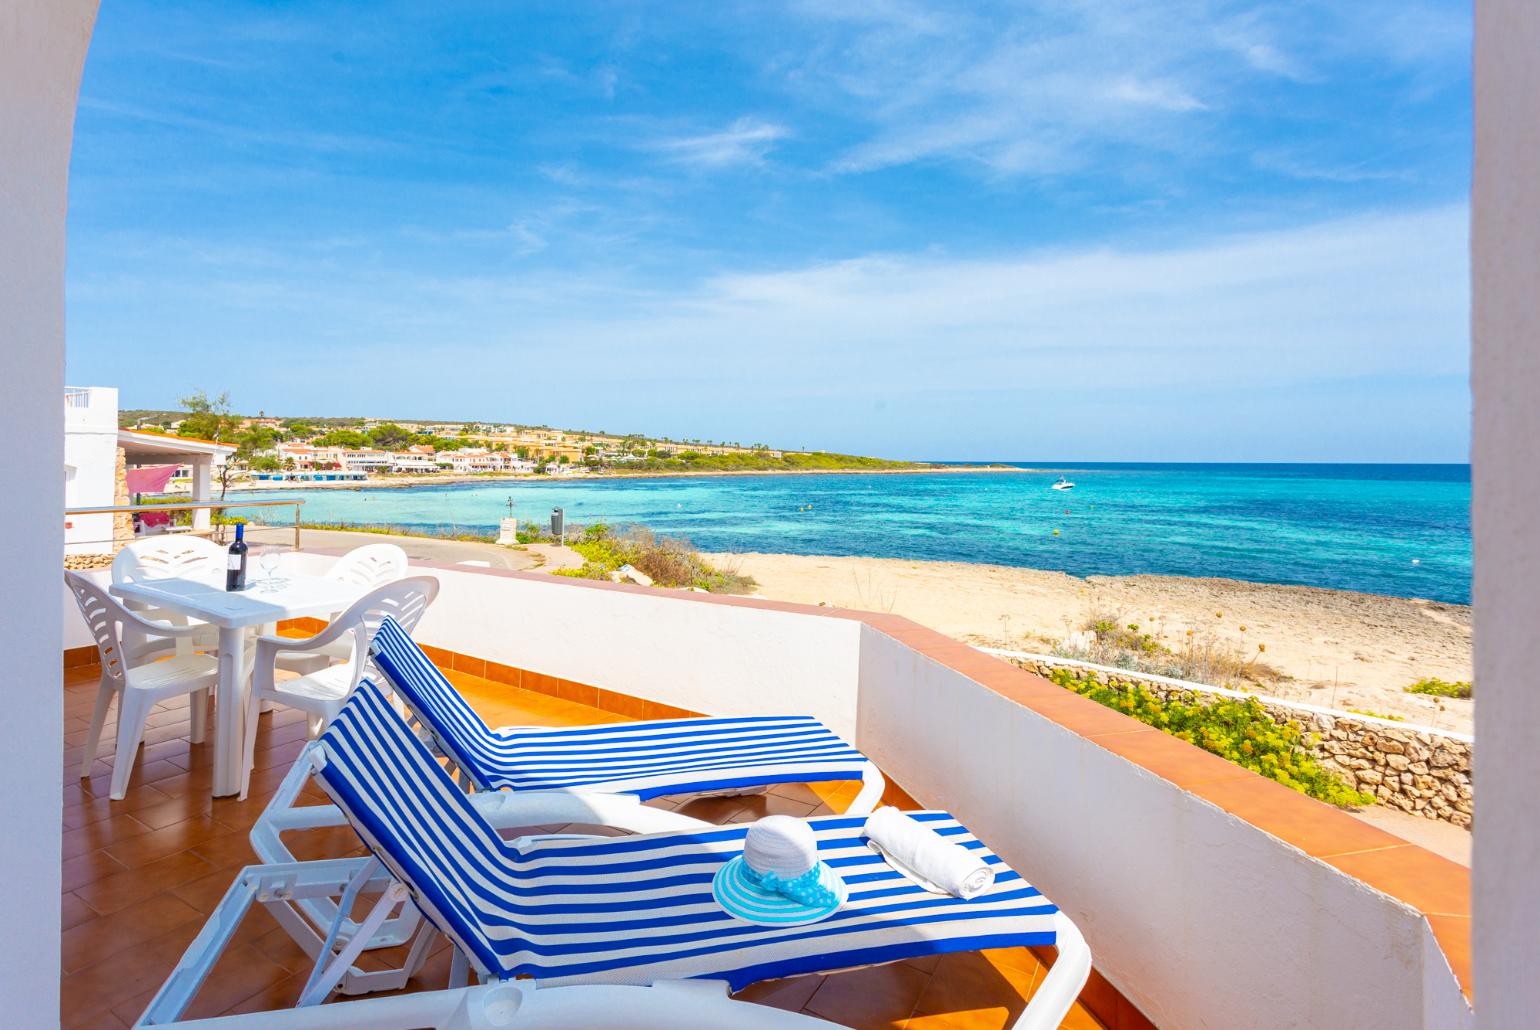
[
  {"x1": 715, "y1": 552, "x2": 1474, "y2": 734},
  {"x1": 254, "y1": 521, "x2": 1474, "y2": 735},
  {"x1": 247, "y1": 527, "x2": 1474, "y2": 856}
]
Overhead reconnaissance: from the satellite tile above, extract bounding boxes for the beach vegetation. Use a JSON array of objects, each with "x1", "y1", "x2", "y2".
[
  {"x1": 851, "y1": 568, "x2": 898, "y2": 612},
  {"x1": 1404, "y1": 677, "x2": 1472, "y2": 699},
  {"x1": 1045, "y1": 667, "x2": 1374, "y2": 808},
  {"x1": 604, "y1": 449, "x2": 919, "y2": 474},
  {"x1": 1348, "y1": 708, "x2": 1405, "y2": 722},
  {"x1": 1056, "y1": 607, "x2": 1282, "y2": 688},
  {"x1": 290, "y1": 521, "x2": 495, "y2": 544},
  {"x1": 557, "y1": 524, "x2": 756, "y2": 594}
]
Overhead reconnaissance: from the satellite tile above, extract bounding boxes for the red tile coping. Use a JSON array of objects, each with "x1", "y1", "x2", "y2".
[
  {"x1": 65, "y1": 645, "x2": 98, "y2": 670},
  {"x1": 282, "y1": 565, "x2": 1471, "y2": 1011}
]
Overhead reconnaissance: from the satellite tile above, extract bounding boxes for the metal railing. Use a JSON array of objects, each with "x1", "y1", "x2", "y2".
[{"x1": 64, "y1": 499, "x2": 306, "y2": 549}]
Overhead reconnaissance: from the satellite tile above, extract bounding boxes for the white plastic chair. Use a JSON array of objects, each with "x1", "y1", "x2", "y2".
[
  {"x1": 240, "y1": 575, "x2": 439, "y2": 799},
  {"x1": 111, "y1": 536, "x2": 225, "y2": 660},
  {"x1": 112, "y1": 534, "x2": 227, "y2": 580},
  {"x1": 66, "y1": 571, "x2": 221, "y2": 801},
  {"x1": 275, "y1": 544, "x2": 412, "y2": 675},
  {"x1": 326, "y1": 544, "x2": 409, "y2": 590}
]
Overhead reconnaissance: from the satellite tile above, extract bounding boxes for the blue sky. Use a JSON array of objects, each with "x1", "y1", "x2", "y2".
[{"x1": 66, "y1": 1, "x2": 1471, "y2": 461}]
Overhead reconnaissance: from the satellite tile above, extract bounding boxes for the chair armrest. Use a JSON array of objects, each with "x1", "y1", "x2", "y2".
[
  {"x1": 254, "y1": 615, "x2": 353, "y2": 654},
  {"x1": 122, "y1": 608, "x2": 210, "y2": 639},
  {"x1": 253, "y1": 623, "x2": 359, "y2": 698}
]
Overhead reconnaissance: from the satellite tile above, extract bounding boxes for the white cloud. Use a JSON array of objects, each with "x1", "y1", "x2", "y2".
[
  {"x1": 648, "y1": 117, "x2": 789, "y2": 168},
  {"x1": 656, "y1": 205, "x2": 1468, "y2": 390},
  {"x1": 77, "y1": 97, "x2": 391, "y2": 154},
  {"x1": 1107, "y1": 78, "x2": 1207, "y2": 112},
  {"x1": 314, "y1": 203, "x2": 1465, "y2": 406},
  {"x1": 70, "y1": 204, "x2": 1469, "y2": 459},
  {"x1": 759, "y1": 0, "x2": 1468, "y2": 178},
  {"x1": 1252, "y1": 150, "x2": 1411, "y2": 184},
  {"x1": 1239, "y1": 42, "x2": 1310, "y2": 80}
]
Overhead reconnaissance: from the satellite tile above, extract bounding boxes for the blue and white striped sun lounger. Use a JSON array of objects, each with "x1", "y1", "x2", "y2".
[
  {"x1": 329, "y1": 681, "x2": 1087, "y2": 1005},
  {"x1": 367, "y1": 615, "x2": 884, "y2": 809},
  {"x1": 245, "y1": 617, "x2": 884, "y2": 983},
  {"x1": 139, "y1": 681, "x2": 1090, "y2": 1028},
  {"x1": 315, "y1": 682, "x2": 1059, "y2": 990}
]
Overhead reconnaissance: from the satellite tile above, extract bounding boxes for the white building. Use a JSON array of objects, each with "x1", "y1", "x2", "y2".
[
  {"x1": 339, "y1": 449, "x2": 391, "y2": 473},
  {"x1": 388, "y1": 453, "x2": 440, "y2": 473},
  {"x1": 62, "y1": 387, "x2": 119, "y2": 554},
  {"x1": 64, "y1": 386, "x2": 234, "y2": 554}
]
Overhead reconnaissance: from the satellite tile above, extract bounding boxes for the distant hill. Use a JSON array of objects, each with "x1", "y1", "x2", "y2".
[{"x1": 117, "y1": 407, "x2": 929, "y2": 473}]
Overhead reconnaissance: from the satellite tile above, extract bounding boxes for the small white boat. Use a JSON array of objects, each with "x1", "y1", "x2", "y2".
[{"x1": 1050, "y1": 476, "x2": 1075, "y2": 491}]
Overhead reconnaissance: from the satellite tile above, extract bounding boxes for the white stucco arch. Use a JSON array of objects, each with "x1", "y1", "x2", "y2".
[
  {"x1": 2, "y1": 2, "x2": 1538, "y2": 1026},
  {"x1": 0, "y1": 2, "x2": 99, "y2": 1024}
]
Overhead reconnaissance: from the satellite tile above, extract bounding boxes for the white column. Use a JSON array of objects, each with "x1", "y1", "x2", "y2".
[
  {"x1": 1473, "y1": 1, "x2": 1540, "y2": 1025},
  {"x1": 0, "y1": 2, "x2": 98, "y2": 1024},
  {"x1": 192, "y1": 455, "x2": 214, "y2": 532}
]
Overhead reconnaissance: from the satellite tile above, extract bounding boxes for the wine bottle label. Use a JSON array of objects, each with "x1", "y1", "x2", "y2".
[{"x1": 228, "y1": 555, "x2": 242, "y2": 570}]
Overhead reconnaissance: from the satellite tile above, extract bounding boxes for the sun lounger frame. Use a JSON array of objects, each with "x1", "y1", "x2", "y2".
[{"x1": 134, "y1": 845, "x2": 1089, "y2": 1029}]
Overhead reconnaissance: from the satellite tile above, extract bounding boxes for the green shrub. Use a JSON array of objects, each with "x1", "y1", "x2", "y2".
[
  {"x1": 296, "y1": 521, "x2": 493, "y2": 544},
  {"x1": 1046, "y1": 667, "x2": 1375, "y2": 808},
  {"x1": 563, "y1": 524, "x2": 755, "y2": 593},
  {"x1": 1057, "y1": 609, "x2": 1281, "y2": 688},
  {"x1": 601, "y1": 450, "x2": 922, "y2": 474},
  {"x1": 1404, "y1": 678, "x2": 1472, "y2": 699},
  {"x1": 1348, "y1": 708, "x2": 1404, "y2": 722}
]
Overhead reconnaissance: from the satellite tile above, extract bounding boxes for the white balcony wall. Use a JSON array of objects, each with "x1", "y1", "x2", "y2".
[
  {"x1": 57, "y1": 556, "x2": 1472, "y2": 1027},
  {"x1": 407, "y1": 565, "x2": 865, "y2": 740},
  {"x1": 64, "y1": 557, "x2": 866, "y2": 739},
  {"x1": 314, "y1": 558, "x2": 1474, "y2": 1028},
  {"x1": 854, "y1": 626, "x2": 1469, "y2": 1030}
]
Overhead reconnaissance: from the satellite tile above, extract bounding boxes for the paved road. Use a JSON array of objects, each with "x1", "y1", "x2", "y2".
[{"x1": 242, "y1": 525, "x2": 583, "y2": 573}]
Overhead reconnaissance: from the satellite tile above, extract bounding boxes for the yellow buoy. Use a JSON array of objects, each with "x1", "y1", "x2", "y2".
[{"x1": 1052, "y1": 528, "x2": 1060, "y2": 537}]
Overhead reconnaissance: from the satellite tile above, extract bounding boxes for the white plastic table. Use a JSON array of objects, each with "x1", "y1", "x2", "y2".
[{"x1": 109, "y1": 571, "x2": 366, "y2": 797}]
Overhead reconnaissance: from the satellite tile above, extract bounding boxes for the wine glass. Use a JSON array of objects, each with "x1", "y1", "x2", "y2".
[{"x1": 259, "y1": 548, "x2": 282, "y2": 590}]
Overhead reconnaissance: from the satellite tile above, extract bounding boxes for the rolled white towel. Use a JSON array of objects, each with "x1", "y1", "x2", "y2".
[{"x1": 864, "y1": 807, "x2": 995, "y2": 900}]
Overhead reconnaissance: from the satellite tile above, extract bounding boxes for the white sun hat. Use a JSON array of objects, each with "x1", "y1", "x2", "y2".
[{"x1": 712, "y1": 815, "x2": 848, "y2": 926}]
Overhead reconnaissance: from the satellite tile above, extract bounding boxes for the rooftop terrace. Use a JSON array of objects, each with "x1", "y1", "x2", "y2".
[
  {"x1": 55, "y1": 551, "x2": 1473, "y2": 1028},
  {"x1": 59, "y1": 655, "x2": 1106, "y2": 1029}
]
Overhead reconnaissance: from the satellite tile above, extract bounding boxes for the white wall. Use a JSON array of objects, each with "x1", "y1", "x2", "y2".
[
  {"x1": 407, "y1": 565, "x2": 865, "y2": 740},
  {"x1": 64, "y1": 385, "x2": 119, "y2": 553},
  {"x1": 1, "y1": 2, "x2": 99, "y2": 1025},
  {"x1": 64, "y1": 557, "x2": 864, "y2": 734},
  {"x1": 1472, "y1": 1, "x2": 1539, "y2": 1024},
  {"x1": 854, "y1": 627, "x2": 1470, "y2": 1030},
  {"x1": 406, "y1": 568, "x2": 1471, "y2": 1026},
  {"x1": 58, "y1": 554, "x2": 1476, "y2": 1024}
]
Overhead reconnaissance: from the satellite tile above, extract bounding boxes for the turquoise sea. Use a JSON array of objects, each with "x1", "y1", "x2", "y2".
[{"x1": 229, "y1": 463, "x2": 1472, "y2": 604}]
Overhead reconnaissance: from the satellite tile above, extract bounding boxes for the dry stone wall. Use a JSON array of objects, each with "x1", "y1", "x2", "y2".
[{"x1": 1002, "y1": 653, "x2": 1472, "y2": 827}]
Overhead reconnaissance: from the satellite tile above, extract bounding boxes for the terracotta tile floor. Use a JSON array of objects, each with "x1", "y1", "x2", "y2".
[{"x1": 60, "y1": 662, "x2": 1104, "y2": 1029}]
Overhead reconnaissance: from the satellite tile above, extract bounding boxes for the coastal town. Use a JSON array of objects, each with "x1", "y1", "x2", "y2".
[{"x1": 118, "y1": 394, "x2": 919, "y2": 488}]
